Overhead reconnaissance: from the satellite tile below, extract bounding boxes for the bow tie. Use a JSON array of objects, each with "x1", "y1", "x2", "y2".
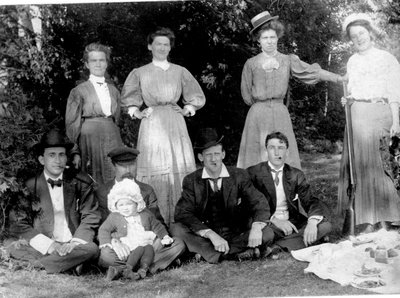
[
  {"x1": 47, "y1": 178, "x2": 63, "y2": 188},
  {"x1": 270, "y1": 169, "x2": 282, "y2": 186}
]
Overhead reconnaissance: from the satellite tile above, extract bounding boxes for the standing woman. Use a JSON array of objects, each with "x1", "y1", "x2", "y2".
[
  {"x1": 121, "y1": 27, "x2": 206, "y2": 225},
  {"x1": 238, "y1": 11, "x2": 343, "y2": 169},
  {"x1": 66, "y1": 43, "x2": 123, "y2": 186},
  {"x1": 338, "y1": 13, "x2": 400, "y2": 226}
]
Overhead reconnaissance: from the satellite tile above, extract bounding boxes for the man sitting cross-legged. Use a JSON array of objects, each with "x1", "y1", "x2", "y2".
[
  {"x1": 171, "y1": 128, "x2": 274, "y2": 263},
  {"x1": 96, "y1": 146, "x2": 185, "y2": 274},
  {"x1": 247, "y1": 131, "x2": 332, "y2": 253},
  {"x1": 6, "y1": 128, "x2": 100, "y2": 274}
]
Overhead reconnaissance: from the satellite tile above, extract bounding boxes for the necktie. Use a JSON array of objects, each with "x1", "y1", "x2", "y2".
[
  {"x1": 47, "y1": 178, "x2": 63, "y2": 188},
  {"x1": 270, "y1": 169, "x2": 281, "y2": 186},
  {"x1": 209, "y1": 178, "x2": 220, "y2": 192}
]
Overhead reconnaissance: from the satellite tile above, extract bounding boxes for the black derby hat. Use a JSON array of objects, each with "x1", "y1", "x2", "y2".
[
  {"x1": 108, "y1": 146, "x2": 140, "y2": 164},
  {"x1": 32, "y1": 128, "x2": 74, "y2": 155},
  {"x1": 194, "y1": 128, "x2": 224, "y2": 151}
]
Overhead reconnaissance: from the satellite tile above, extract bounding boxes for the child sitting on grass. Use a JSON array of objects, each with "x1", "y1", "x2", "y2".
[{"x1": 99, "y1": 178, "x2": 173, "y2": 281}]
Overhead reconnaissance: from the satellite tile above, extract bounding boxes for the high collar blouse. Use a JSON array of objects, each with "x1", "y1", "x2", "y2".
[{"x1": 347, "y1": 47, "x2": 400, "y2": 103}]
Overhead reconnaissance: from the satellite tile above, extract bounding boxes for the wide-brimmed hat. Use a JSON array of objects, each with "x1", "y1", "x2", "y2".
[
  {"x1": 108, "y1": 146, "x2": 140, "y2": 165},
  {"x1": 250, "y1": 11, "x2": 279, "y2": 35},
  {"x1": 194, "y1": 128, "x2": 224, "y2": 151},
  {"x1": 32, "y1": 128, "x2": 74, "y2": 155},
  {"x1": 342, "y1": 13, "x2": 374, "y2": 33}
]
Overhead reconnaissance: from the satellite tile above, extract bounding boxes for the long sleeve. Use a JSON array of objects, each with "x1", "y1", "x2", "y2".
[
  {"x1": 72, "y1": 174, "x2": 101, "y2": 242},
  {"x1": 290, "y1": 54, "x2": 339, "y2": 84},
  {"x1": 181, "y1": 67, "x2": 206, "y2": 110},
  {"x1": 65, "y1": 88, "x2": 84, "y2": 144},
  {"x1": 174, "y1": 174, "x2": 209, "y2": 232},
  {"x1": 120, "y1": 68, "x2": 144, "y2": 108},
  {"x1": 238, "y1": 169, "x2": 270, "y2": 223},
  {"x1": 98, "y1": 215, "x2": 116, "y2": 246},
  {"x1": 240, "y1": 60, "x2": 254, "y2": 106}
]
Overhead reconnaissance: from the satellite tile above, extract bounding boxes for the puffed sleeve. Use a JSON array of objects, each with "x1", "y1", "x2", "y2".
[
  {"x1": 240, "y1": 59, "x2": 254, "y2": 106},
  {"x1": 65, "y1": 87, "x2": 83, "y2": 144},
  {"x1": 120, "y1": 68, "x2": 144, "y2": 108},
  {"x1": 385, "y1": 54, "x2": 400, "y2": 103},
  {"x1": 181, "y1": 67, "x2": 206, "y2": 110},
  {"x1": 290, "y1": 54, "x2": 339, "y2": 84}
]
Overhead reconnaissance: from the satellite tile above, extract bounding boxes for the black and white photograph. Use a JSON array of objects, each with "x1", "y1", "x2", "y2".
[{"x1": 0, "y1": 0, "x2": 399, "y2": 297}]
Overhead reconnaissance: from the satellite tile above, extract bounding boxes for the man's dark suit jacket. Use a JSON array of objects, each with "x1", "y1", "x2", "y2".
[
  {"x1": 96, "y1": 179, "x2": 164, "y2": 225},
  {"x1": 174, "y1": 166, "x2": 270, "y2": 233},
  {"x1": 247, "y1": 162, "x2": 330, "y2": 228},
  {"x1": 9, "y1": 171, "x2": 101, "y2": 243}
]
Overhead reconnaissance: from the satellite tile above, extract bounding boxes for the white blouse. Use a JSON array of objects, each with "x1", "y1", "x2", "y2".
[{"x1": 347, "y1": 47, "x2": 400, "y2": 103}]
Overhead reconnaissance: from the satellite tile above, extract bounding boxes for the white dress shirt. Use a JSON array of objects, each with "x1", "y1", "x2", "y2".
[{"x1": 89, "y1": 74, "x2": 112, "y2": 116}]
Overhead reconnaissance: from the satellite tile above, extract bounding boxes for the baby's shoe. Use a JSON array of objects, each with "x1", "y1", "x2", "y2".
[
  {"x1": 122, "y1": 265, "x2": 140, "y2": 280},
  {"x1": 137, "y1": 265, "x2": 149, "y2": 279},
  {"x1": 106, "y1": 265, "x2": 125, "y2": 281}
]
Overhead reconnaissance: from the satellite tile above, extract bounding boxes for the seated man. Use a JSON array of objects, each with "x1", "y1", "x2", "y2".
[
  {"x1": 96, "y1": 146, "x2": 185, "y2": 274},
  {"x1": 171, "y1": 128, "x2": 273, "y2": 263},
  {"x1": 247, "y1": 131, "x2": 332, "y2": 252},
  {"x1": 6, "y1": 128, "x2": 100, "y2": 274}
]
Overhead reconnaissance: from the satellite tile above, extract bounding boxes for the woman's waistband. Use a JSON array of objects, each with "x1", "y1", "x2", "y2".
[
  {"x1": 255, "y1": 98, "x2": 284, "y2": 104},
  {"x1": 83, "y1": 116, "x2": 115, "y2": 122},
  {"x1": 352, "y1": 97, "x2": 388, "y2": 104}
]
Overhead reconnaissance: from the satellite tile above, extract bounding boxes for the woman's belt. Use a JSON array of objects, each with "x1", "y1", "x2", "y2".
[{"x1": 353, "y1": 97, "x2": 388, "y2": 104}]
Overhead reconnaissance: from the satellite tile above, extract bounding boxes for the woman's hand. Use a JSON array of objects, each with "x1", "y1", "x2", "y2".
[
  {"x1": 182, "y1": 105, "x2": 195, "y2": 117},
  {"x1": 72, "y1": 154, "x2": 81, "y2": 169},
  {"x1": 341, "y1": 96, "x2": 354, "y2": 107},
  {"x1": 391, "y1": 123, "x2": 400, "y2": 136},
  {"x1": 161, "y1": 235, "x2": 174, "y2": 246}
]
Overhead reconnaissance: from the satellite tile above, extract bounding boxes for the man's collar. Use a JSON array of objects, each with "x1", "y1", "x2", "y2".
[
  {"x1": 268, "y1": 161, "x2": 284, "y2": 172},
  {"x1": 43, "y1": 171, "x2": 63, "y2": 181},
  {"x1": 201, "y1": 163, "x2": 230, "y2": 179}
]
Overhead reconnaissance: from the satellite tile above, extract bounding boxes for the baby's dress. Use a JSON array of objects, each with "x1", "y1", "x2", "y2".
[{"x1": 120, "y1": 215, "x2": 156, "y2": 251}]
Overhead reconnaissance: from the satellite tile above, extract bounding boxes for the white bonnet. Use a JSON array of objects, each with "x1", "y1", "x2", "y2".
[{"x1": 107, "y1": 178, "x2": 146, "y2": 213}]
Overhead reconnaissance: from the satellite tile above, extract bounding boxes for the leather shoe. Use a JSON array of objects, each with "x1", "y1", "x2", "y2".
[
  {"x1": 262, "y1": 245, "x2": 283, "y2": 259},
  {"x1": 236, "y1": 248, "x2": 260, "y2": 262}
]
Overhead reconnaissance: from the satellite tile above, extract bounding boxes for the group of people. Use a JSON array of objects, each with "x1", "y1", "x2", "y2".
[{"x1": 4, "y1": 10, "x2": 400, "y2": 282}]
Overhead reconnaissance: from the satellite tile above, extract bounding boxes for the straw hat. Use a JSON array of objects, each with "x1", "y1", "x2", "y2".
[
  {"x1": 342, "y1": 13, "x2": 374, "y2": 33},
  {"x1": 250, "y1": 11, "x2": 279, "y2": 35}
]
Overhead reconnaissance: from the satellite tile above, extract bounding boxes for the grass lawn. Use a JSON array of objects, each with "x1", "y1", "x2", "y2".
[{"x1": 0, "y1": 153, "x2": 374, "y2": 297}]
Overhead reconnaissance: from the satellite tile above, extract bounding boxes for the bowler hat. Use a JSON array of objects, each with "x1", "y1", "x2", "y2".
[
  {"x1": 250, "y1": 11, "x2": 279, "y2": 35},
  {"x1": 193, "y1": 128, "x2": 224, "y2": 151},
  {"x1": 32, "y1": 128, "x2": 74, "y2": 155},
  {"x1": 108, "y1": 146, "x2": 140, "y2": 164}
]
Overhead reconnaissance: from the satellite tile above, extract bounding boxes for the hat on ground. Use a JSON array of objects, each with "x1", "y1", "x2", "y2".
[
  {"x1": 194, "y1": 128, "x2": 224, "y2": 151},
  {"x1": 107, "y1": 178, "x2": 146, "y2": 213},
  {"x1": 108, "y1": 146, "x2": 140, "y2": 164},
  {"x1": 250, "y1": 11, "x2": 279, "y2": 35},
  {"x1": 342, "y1": 13, "x2": 374, "y2": 33},
  {"x1": 32, "y1": 128, "x2": 74, "y2": 155}
]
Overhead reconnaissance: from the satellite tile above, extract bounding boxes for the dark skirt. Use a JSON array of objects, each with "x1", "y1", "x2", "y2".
[{"x1": 79, "y1": 117, "x2": 123, "y2": 185}]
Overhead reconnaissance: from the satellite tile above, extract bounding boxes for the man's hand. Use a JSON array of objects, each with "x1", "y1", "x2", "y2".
[
  {"x1": 56, "y1": 242, "x2": 80, "y2": 256},
  {"x1": 303, "y1": 220, "x2": 318, "y2": 247},
  {"x1": 47, "y1": 242, "x2": 63, "y2": 255},
  {"x1": 111, "y1": 238, "x2": 130, "y2": 261},
  {"x1": 206, "y1": 230, "x2": 229, "y2": 254},
  {"x1": 248, "y1": 225, "x2": 263, "y2": 247},
  {"x1": 271, "y1": 218, "x2": 298, "y2": 236},
  {"x1": 72, "y1": 154, "x2": 81, "y2": 170}
]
